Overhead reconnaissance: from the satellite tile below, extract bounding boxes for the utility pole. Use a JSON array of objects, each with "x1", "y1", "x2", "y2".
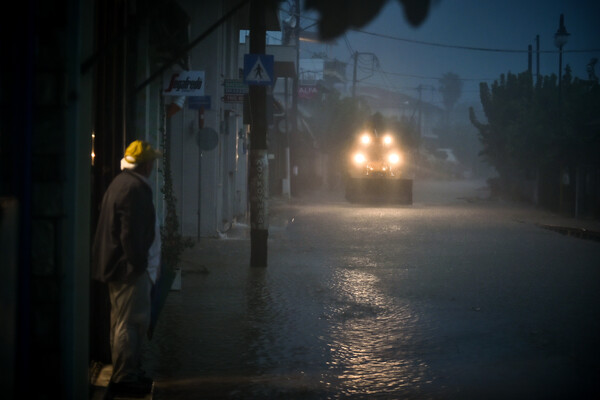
[
  {"x1": 528, "y1": 44, "x2": 532, "y2": 74},
  {"x1": 535, "y1": 34, "x2": 540, "y2": 84},
  {"x1": 249, "y1": 0, "x2": 268, "y2": 267},
  {"x1": 292, "y1": 0, "x2": 299, "y2": 146},
  {"x1": 352, "y1": 52, "x2": 378, "y2": 98},
  {"x1": 417, "y1": 84, "x2": 423, "y2": 145},
  {"x1": 554, "y1": 14, "x2": 569, "y2": 112},
  {"x1": 554, "y1": 13, "x2": 570, "y2": 214},
  {"x1": 285, "y1": 0, "x2": 300, "y2": 199},
  {"x1": 352, "y1": 51, "x2": 357, "y2": 97}
]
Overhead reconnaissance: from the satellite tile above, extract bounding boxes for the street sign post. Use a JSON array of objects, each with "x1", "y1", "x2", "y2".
[
  {"x1": 223, "y1": 79, "x2": 248, "y2": 103},
  {"x1": 248, "y1": 1, "x2": 269, "y2": 268},
  {"x1": 243, "y1": 54, "x2": 274, "y2": 86},
  {"x1": 188, "y1": 96, "x2": 211, "y2": 110}
]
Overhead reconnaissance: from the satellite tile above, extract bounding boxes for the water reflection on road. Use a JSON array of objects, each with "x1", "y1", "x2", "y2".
[
  {"x1": 148, "y1": 193, "x2": 442, "y2": 399},
  {"x1": 147, "y1": 181, "x2": 600, "y2": 399},
  {"x1": 325, "y1": 266, "x2": 429, "y2": 398}
]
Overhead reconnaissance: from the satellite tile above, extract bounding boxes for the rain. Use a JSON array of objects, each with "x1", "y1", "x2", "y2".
[{"x1": 2, "y1": 0, "x2": 600, "y2": 399}]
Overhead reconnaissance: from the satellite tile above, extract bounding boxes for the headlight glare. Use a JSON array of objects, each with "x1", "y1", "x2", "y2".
[
  {"x1": 388, "y1": 153, "x2": 401, "y2": 164},
  {"x1": 353, "y1": 153, "x2": 366, "y2": 164}
]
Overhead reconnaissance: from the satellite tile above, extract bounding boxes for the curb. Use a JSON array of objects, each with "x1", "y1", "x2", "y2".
[{"x1": 537, "y1": 224, "x2": 600, "y2": 243}]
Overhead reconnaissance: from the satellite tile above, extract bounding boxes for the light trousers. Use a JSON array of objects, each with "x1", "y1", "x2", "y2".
[{"x1": 108, "y1": 272, "x2": 152, "y2": 382}]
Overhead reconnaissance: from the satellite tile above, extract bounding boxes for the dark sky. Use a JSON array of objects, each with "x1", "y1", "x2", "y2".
[{"x1": 299, "y1": 0, "x2": 600, "y2": 109}]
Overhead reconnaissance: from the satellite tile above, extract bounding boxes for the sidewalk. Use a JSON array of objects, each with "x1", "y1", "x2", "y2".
[
  {"x1": 481, "y1": 197, "x2": 600, "y2": 243},
  {"x1": 90, "y1": 364, "x2": 153, "y2": 400},
  {"x1": 421, "y1": 179, "x2": 600, "y2": 242}
]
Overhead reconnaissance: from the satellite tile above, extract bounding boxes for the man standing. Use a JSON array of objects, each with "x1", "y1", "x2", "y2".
[{"x1": 92, "y1": 140, "x2": 162, "y2": 397}]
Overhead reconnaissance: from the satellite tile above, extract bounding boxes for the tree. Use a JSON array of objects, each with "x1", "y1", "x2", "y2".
[
  {"x1": 560, "y1": 66, "x2": 600, "y2": 164},
  {"x1": 469, "y1": 71, "x2": 549, "y2": 192},
  {"x1": 469, "y1": 66, "x2": 600, "y2": 206}
]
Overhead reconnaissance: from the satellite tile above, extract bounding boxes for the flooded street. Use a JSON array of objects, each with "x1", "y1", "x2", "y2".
[{"x1": 145, "y1": 180, "x2": 600, "y2": 399}]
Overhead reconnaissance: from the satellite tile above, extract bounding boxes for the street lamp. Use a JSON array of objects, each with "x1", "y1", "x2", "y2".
[
  {"x1": 554, "y1": 13, "x2": 570, "y2": 109},
  {"x1": 554, "y1": 14, "x2": 570, "y2": 214}
]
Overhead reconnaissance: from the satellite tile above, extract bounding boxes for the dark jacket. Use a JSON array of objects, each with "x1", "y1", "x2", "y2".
[{"x1": 92, "y1": 170, "x2": 156, "y2": 283}]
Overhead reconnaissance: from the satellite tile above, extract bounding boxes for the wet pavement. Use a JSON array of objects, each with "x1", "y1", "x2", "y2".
[{"x1": 96, "y1": 179, "x2": 600, "y2": 399}]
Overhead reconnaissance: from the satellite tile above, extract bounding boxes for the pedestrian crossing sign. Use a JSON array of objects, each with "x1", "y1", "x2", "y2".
[{"x1": 243, "y1": 54, "x2": 274, "y2": 86}]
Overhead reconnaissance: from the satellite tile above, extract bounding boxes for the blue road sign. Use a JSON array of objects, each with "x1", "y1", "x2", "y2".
[
  {"x1": 188, "y1": 96, "x2": 211, "y2": 110},
  {"x1": 243, "y1": 54, "x2": 274, "y2": 86}
]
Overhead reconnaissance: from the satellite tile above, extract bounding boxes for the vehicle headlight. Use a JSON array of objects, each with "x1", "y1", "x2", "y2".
[
  {"x1": 353, "y1": 153, "x2": 366, "y2": 164},
  {"x1": 383, "y1": 135, "x2": 393, "y2": 145},
  {"x1": 360, "y1": 134, "x2": 371, "y2": 145},
  {"x1": 388, "y1": 153, "x2": 402, "y2": 164}
]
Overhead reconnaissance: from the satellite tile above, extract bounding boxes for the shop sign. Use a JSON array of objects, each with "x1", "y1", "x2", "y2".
[
  {"x1": 223, "y1": 79, "x2": 248, "y2": 103},
  {"x1": 163, "y1": 71, "x2": 205, "y2": 96},
  {"x1": 298, "y1": 85, "x2": 318, "y2": 99}
]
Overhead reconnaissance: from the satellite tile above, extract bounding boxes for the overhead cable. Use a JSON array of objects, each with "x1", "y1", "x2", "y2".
[
  {"x1": 287, "y1": 8, "x2": 600, "y2": 55},
  {"x1": 352, "y1": 27, "x2": 600, "y2": 54}
]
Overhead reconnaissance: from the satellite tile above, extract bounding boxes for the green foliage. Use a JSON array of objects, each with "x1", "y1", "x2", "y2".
[
  {"x1": 470, "y1": 67, "x2": 600, "y2": 190},
  {"x1": 560, "y1": 67, "x2": 600, "y2": 163}
]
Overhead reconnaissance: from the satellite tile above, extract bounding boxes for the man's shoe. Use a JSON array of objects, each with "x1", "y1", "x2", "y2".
[
  {"x1": 109, "y1": 379, "x2": 153, "y2": 398},
  {"x1": 136, "y1": 376, "x2": 153, "y2": 387}
]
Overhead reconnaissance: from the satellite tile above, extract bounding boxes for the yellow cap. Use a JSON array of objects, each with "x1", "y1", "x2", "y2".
[{"x1": 124, "y1": 140, "x2": 162, "y2": 164}]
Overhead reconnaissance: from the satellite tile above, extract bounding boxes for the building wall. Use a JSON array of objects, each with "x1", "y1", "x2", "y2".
[
  {"x1": 134, "y1": 21, "x2": 164, "y2": 222},
  {"x1": 1, "y1": 0, "x2": 94, "y2": 398},
  {"x1": 170, "y1": 0, "x2": 247, "y2": 238},
  {"x1": 1, "y1": 1, "x2": 251, "y2": 398}
]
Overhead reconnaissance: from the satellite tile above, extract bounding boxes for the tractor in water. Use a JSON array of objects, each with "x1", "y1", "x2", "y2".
[{"x1": 344, "y1": 128, "x2": 413, "y2": 205}]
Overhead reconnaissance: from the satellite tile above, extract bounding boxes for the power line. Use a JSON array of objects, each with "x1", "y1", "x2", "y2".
[
  {"x1": 372, "y1": 68, "x2": 496, "y2": 82},
  {"x1": 374, "y1": 62, "x2": 402, "y2": 92},
  {"x1": 343, "y1": 34, "x2": 355, "y2": 55},
  {"x1": 287, "y1": 8, "x2": 600, "y2": 55},
  {"x1": 351, "y1": 27, "x2": 600, "y2": 54},
  {"x1": 294, "y1": 14, "x2": 577, "y2": 89}
]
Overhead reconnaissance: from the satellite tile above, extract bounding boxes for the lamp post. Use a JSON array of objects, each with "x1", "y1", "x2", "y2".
[
  {"x1": 554, "y1": 14, "x2": 570, "y2": 214},
  {"x1": 554, "y1": 13, "x2": 570, "y2": 111}
]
